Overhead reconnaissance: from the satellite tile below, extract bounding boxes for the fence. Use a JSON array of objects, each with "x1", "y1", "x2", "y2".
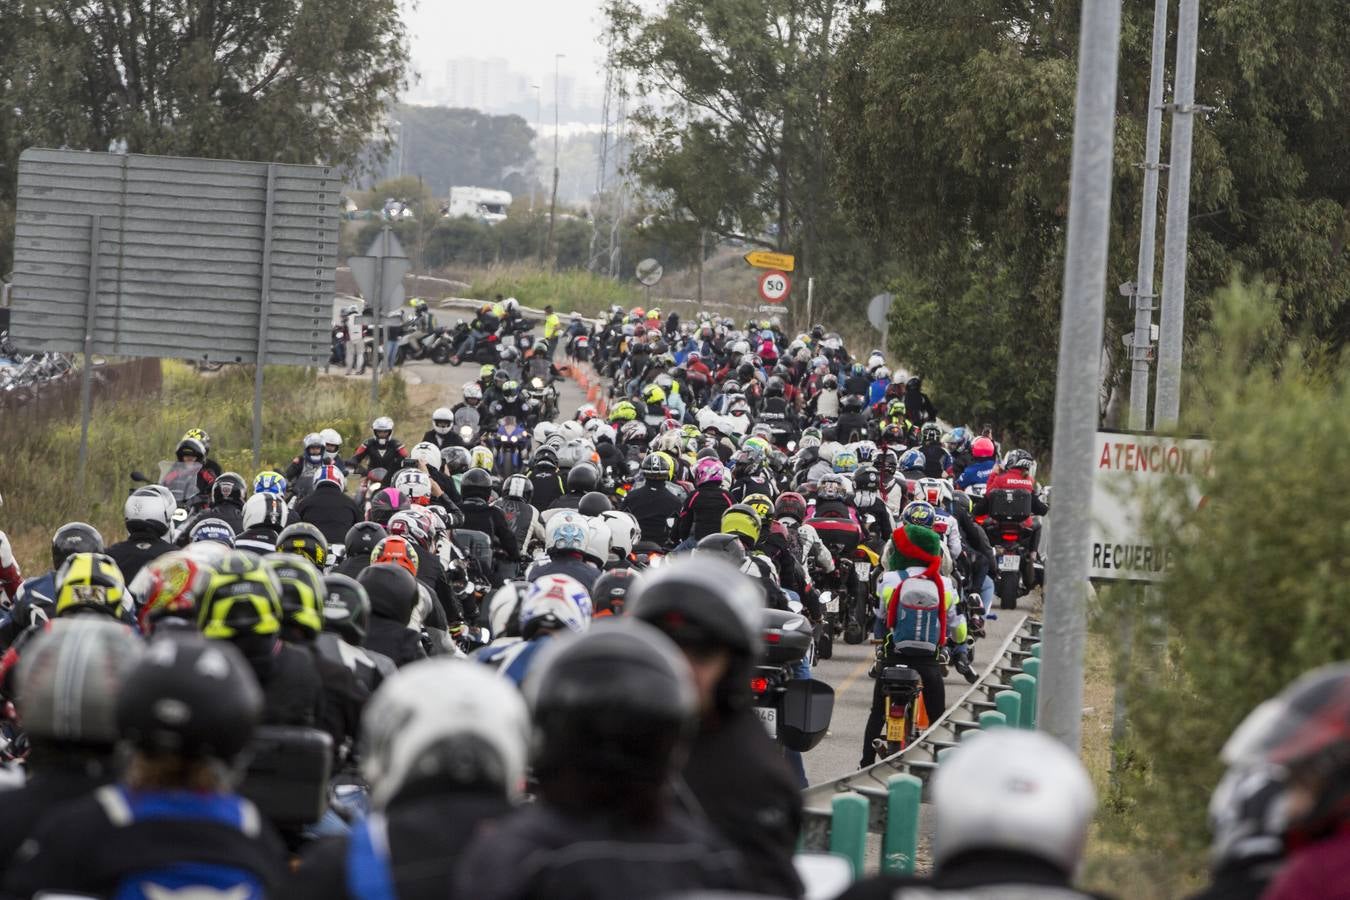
[{"x1": 0, "y1": 358, "x2": 162, "y2": 439}]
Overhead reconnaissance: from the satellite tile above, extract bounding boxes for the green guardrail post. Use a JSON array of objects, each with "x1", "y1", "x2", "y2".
[
  {"x1": 1030, "y1": 642, "x2": 1042, "y2": 659},
  {"x1": 995, "y1": 690, "x2": 1023, "y2": 728},
  {"x1": 1011, "y1": 673, "x2": 1037, "y2": 728},
  {"x1": 979, "y1": 710, "x2": 1008, "y2": 729},
  {"x1": 882, "y1": 774, "x2": 923, "y2": 876},
  {"x1": 1022, "y1": 657, "x2": 1041, "y2": 680},
  {"x1": 829, "y1": 793, "x2": 869, "y2": 878},
  {"x1": 937, "y1": 746, "x2": 959, "y2": 762}
]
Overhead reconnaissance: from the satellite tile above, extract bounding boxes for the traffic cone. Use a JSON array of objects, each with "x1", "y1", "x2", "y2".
[
  {"x1": 587, "y1": 384, "x2": 600, "y2": 403},
  {"x1": 916, "y1": 695, "x2": 930, "y2": 731}
]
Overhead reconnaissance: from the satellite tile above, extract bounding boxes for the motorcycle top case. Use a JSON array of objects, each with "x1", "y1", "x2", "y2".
[
  {"x1": 760, "y1": 608, "x2": 813, "y2": 665},
  {"x1": 238, "y1": 725, "x2": 333, "y2": 828},
  {"x1": 986, "y1": 488, "x2": 1033, "y2": 519}
]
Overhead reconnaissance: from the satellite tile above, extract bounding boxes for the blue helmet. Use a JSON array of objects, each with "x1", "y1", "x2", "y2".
[
  {"x1": 948, "y1": 427, "x2": 971, "y2": 454},
  {"x1": 898, "y1": 448, "x2": 926, "y2": 473},
  {"x1": 901, "y1": 501, "x2": 937, "y2": 529}
]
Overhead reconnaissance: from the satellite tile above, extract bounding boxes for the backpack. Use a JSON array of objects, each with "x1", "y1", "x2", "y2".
[
  {"x1": 346, "y1": 814, "x2": 397, "y2": 900},
  {"x1": 888, "y1": 567, "x2": 944, "y2": 654}
]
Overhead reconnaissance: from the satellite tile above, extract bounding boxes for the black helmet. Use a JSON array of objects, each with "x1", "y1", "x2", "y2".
[
  {"x1": 276, "y1": 522, "x2": 329, "y2": 568},
  {"x1": 117, "y1": 634, "x2": 262, "y2": 763},
  {"x1": 261, "y1": 553, "x2": 325, "y2": 640},
  {"x1": 566, "y1": 462, "x2": 600, "y2": 494},
  {"x1": 765, "y1": 375, "x2": 785, "y2": 396},
  {"x1": 321, "y1": 573, "x2": 371, "y2": 646},
  {"x1": 640, "y1": 454, "x2": 670, "y2": 481},
  {"x1": 527, "y1": 619, "x2": 697, "y2": 783},
  {"x1": 531, "y1": 448, "x2": 559, "y2": 471},
  {"x1": 592, "y1": 568, "x2": 636, "y2": 616},
  {"x1": 368, "y1": 488, "x2": 409, "y2": 526},
  {"x1": 951, "y1": 492, "x2": 973, "y2": 517},
  {"x1": 343, "y1": 521, "x2": 388, "y2": 560},
  {"x1": 461, "y1": 467, "x2": 493, "y2": 501},
  {"x1": 358, "y1": 563, "x2": 419, "y2": 626},
  {"x1": 210, "y1": 472, "x2": 247, "y2": 506},
  {"x1": 627, "y1": 558, "x2": 761, "y2": 659},
  {"x1": 693, "y1": 533, "x2": 747, "y2": 567},
  {"x1": 578, "y1": 491, "x2": 612, "y2": 517},
  {"x1": 854, "y1": 466, "x2": 880, "y2": 492},
  {"x1": 51, "y1": 522, "x2": 104, "y2": 570}
]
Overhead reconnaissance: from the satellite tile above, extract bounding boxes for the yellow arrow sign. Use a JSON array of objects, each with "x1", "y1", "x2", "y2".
[{"x1": 744, "y1": 250, "x2": 796, "y2": 272}]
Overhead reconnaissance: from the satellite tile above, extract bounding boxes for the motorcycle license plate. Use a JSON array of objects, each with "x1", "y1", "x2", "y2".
[
  {"x1": 854, "y1": 561, "x2": 871, "y2": 579},
  {"x1": 755, "y1": 706, "x2": 778, "y2": 739},
  {"x1": 886, "y1": 713, "x2": 908, "y2": 743},
  {"x1": 999, "y1": 554, "x2": 1021, "y2": 572}
]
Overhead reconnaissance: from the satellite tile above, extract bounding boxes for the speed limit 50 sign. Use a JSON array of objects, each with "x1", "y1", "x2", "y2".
[{"x1": 758, "y1": 270, "x2": 791, "y2": 303}]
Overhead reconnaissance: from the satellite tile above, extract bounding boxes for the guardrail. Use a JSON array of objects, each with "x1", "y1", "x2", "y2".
[{"x1": 800, "y1": 616, "x2": 1043, "y2": 874}]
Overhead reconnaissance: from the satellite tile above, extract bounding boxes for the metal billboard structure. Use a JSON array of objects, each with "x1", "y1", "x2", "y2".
[{"x1": 8, "y1": 149, "x2": 340, "y2": 469}]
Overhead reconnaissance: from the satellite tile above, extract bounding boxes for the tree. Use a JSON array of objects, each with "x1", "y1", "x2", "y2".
[
  {"x1": 0, "y1": 0, "x2": 410, "y2": 274},
  {"x1": 390, "y1": 105, "x2": 537, "y2": 197},
  {"x1": 832, "y1": 0, "x2": 1350, "y2": 449}
]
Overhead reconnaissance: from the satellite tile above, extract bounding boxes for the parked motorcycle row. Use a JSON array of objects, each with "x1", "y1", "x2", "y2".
[{"x1": 0, "y1": 329, "x2": 78, "y2": 403}]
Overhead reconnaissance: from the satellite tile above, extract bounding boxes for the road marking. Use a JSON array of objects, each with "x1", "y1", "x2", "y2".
[{"x1": 835, "y1": 652, "x2": 876, "y2": 697}]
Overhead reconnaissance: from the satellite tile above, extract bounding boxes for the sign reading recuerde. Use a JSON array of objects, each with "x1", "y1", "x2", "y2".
[{"x1": 1089, "y1": 430, "x2": 1213, "y2": 582}]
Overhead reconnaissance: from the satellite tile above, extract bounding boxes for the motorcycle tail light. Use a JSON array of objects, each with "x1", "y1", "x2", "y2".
[
  {"x1": 1002, "y1": 531, "x2": 1019, "y2": 541},
  {"x1": 750, "y1": 676, "x2": 769, "y2": 694},
  {"x1": 763, "y1": 631, "x2": 781, "y2": 644}
]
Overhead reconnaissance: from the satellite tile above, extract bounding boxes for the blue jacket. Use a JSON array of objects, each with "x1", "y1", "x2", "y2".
[{"x1": 957, "y1": 458, "x2": 996, "y2": 489}]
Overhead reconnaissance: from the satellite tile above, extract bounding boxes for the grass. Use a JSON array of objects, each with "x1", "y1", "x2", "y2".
[
  {"x1": 2, "y1": 360, "x2": 409, "y2": 574},
  {"x1": 461, "y1": 263, "x2": 643, "y2": 318}
]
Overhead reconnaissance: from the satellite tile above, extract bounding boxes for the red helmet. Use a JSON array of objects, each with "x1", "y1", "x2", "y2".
[{"x1": 971, "y1": 436, "x2": 996, "y2": 459}]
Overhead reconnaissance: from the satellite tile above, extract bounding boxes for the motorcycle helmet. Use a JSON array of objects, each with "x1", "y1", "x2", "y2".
[
  {"x1": 765, "y1": 375, "x2": 785, "y2": 397},
  {"x1": 276, "y1": 522, "x2": 329, "y2": 569},
  {"x1": 933, "y1": 729, "x2": 1095, "y2": 876},
  {"x1": 301, "y1": 433, "x2": 324, "y2": 464},
  {"x1": 531, "y1": 447, "x2": 559, "y2": 471},
  {"x1": 487, "y1": 581, "x2": 528, "y2": 638},
  {"x1": 527, "y1": 619, "x2": 697, "y2": 783},
  {"x1": 470, "y1": 446, "x2": 494, "y2": 472},
  {"x1": 694, "y1": 457, "x2": 725, "y2": 486},
  {"x1": 463, "y1": 382, "x2": 484, "y2": 403},
  {"x1": 410, "y1": 442, "x2": 443, "y2": 471},
  {"x1": 124, "y1": 487, "x2": 174, "y2": 537},
  {"x1": 372, "y1": 417, "x2": 395, "y2": 445},
  {"x1": 361, "y1": 658, "x2": 531, "y2": 809},
  {"x1": 592, "y1": 568, "x2": 636, "y2": 617},
  {"x1": 971, "y1": 436, "x2": 996, "y2": 459},
  {"x1": 134, "y1": 550, "x2": 216, "y2": 634},
  {"x1": 821, "y1": 374, "x2": 838, "y2": 390},
  {"x1": 946, "y1": 427, "x2": 971, "y2": 454},
  {"x1": 815, "y1": 475, "x2": 847, "y2": 502},
  {"x1": 640, "y1": 452, "x2": 673, "y2": 482},
  {"x1": 951, "y1": 491, "x2": 973, "y2": 518},
  {"x1": 578, "y1": 491, "x2": 612, "y2": 517},
  {"x1": 392, "y1": 469, "x2": 433, "y2": 503},
  {"x1": 53, "y1": 552, "x2": 132, "y2": 623},
  {"x1": 774, "y1": 492, "x2": 807, "y2": 524},
  {"x1": 197, "y1": 552, "x2": 283, "y2": 640},
  {"x1": 387, "y1": 510, "x2": 432, "y2": 549},
  {"x1": 520, "y1": 574, "x2": 593, "y2": 640},
  {"x1": 432, "y1": 407, "x2": 455, "y2": 434},
  {"x1": 478, "y1": 364, "x2": 495, "y2": 382},
  {"x1": 600, "y1": 510, "x2": 640, "y2": 560},
  {"x1": 566, "y1": 462, "x2": 600, "y2": 495},
  {"x1": 252, "y1": 470, "x2": 288, "y2": 495},
  {"x1": 1206, "y1": 764, "x2": 1287, "y2": 874},
  {"x1": 643, "y1": 384, "x2": 666, "y2": 406},
  {"x1": 175, "y1": 437, "x2": 207, "y2": 462},
  {"x1": 188, "y1": 518, "x2": 236, "y2": 548},
  {"x1": 854, "y1": 466, "x2": 881, "y2": 493},
  {"x1": 720, "y1": 505, "x2": 762, "y2": 547},
  {"x1": 182, "y1": 428, "x2": 212, "y2": 455},
  {"x1": 260, "y1": 553, "x2": 325, "y2": 639},
  {"x1": 919, "y1": 477, "x2": 953, "y2": 510},
  {"x1": 359, "y1": 563, "x2": 419, "y2": 626},
  {"x1": 443, "y1": 446, "x2": 472, "y2": 475},
  {"x1": 608, "y1": 400, "x2": 637, "y2": 423},
  {"x1": 461, "y1": 467, "x2": 493, "y2": 501},
  {"x1": 242, "y1": 493, "x2": 289, "y2": 533},
  {"x1": 14, "y1": 619, "x2": 144, "y2": 747},
  {"x1": 503, "y1": 474, "x2": 533, "y2": 501},
  {"x1": 544, "y1": 511, "x2": 589, "y2": 554},
  {"x1": 118, "y1": 634, "x2": 263, "y2": 764},
  {"x1": 832, "y1": 449, "x2": 859, "y2": 473},
  {"x1": 320, "y1": 428, "x2": 343, "y2": 457},
  {"x1": 898, "y1": 448, "x2": 927, "y2": 474},
  {"x1": 314, "y1": 465, "x2": 345, "y2": 490},
  {"x1": 502, "y1": 380, "x2": 520, "y2": 402},
  {"x1": 371, "y1": 536, "x2": 420, "y2": 578},
  {"x1": 51, "y1": 522, "x2": 104, "y2": 570},
  {"x1": 1002, "y1": 449, "x2": 1036, "y2": 473},
  {"x1": 743, "y1": 493, "x2": 774, "y2": 524},
  {"x1": 901, "y1": 500, "x2": 938, "y2": 529}
]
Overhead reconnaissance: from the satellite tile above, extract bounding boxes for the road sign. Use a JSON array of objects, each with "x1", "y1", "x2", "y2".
[
  {"x1": 744, "y1": 250, "x2": 796, "y2": 272},
  {"x1": 636, "y1": 258, "x2": 664, "y2": 286},
  {"x1": 1089, "y1": 430, "x2": 1212, "y2": 582},
  {"x1": 867, "y1": 293, "x2": 894, "y2": 331},
  {"x1": 758, "y1": 271, "x2": 791, "y2": 303}
]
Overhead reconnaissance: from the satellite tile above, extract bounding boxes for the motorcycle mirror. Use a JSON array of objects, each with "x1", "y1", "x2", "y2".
[{"x1": 130, "y1": 470, "x2": 149, "y2": 483}]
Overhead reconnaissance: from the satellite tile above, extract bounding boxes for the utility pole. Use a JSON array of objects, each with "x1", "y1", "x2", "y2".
[
  {"x1": 1038, "y1": 0, "x2": 1123, "y2": 753},
  {"x1": 530, "y1": 84, "x2": 541, "y2": 214},
  {"x1": 1127, "y1": 0, "x2": 1169, "y2": 431},
  {"x1": 544, "y1": 53, "x2": 565, "y2": 270},
  {"x1": 1154, "y1": 0, "x2": 1201, "y2": 430}
]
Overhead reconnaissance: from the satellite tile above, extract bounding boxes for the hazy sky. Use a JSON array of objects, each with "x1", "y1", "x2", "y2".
[{"x1": 401, "y1": 0, "x2": 611, "y2": 91}]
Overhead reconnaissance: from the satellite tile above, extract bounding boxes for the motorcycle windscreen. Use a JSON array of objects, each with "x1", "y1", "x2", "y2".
[{"x1": 778, "y1": 679, "x2": 835, "y2": 752}]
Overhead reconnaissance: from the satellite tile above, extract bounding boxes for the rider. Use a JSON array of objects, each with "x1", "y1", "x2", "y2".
[
  {"x1": 982, "y1": 449, "x2": 1049, "y2": 559},
  {"x1": 284, "y1": 432, "x2": 328, "y2": 487},
  {"x1": 457, "y1": 468, "x2": 523, "y2": 583},
  {"x1": 674, "y1": 457, "x2": 734, "y2": 547},
  {"x1": 902, "y1": 375, "x2": 938, "y2": 425},
  {"x1": 178, "y1": 471, "x2": 248, "y2": 539},
  {"x1": 424, "y1": 406, "x2": 468, "y2": 452},
  {"x1": 475, "y1": 574, "x2": 592, "y2": 686},
  {"x1": 494, "y1": 474, "x2": 545, "y2": 559},
  {"x1": 621, "y1": 452, "x2": 685, "y2": 547},
  {"x1": 106, "y1": 487, "x2": 177, "y2": 582},
  {"x1": 357, "y1": 563, "x2": 428, "y2": 668},
  {"x1": 918, "y1": 422, "x2": 953, "y2": 478},
  {"x1": 2, "y1": 522, "x2": 105, "y2": 649},
  {"x1": 350, "y1": 416, "x2": 409, "y2": 475},
  {"x1": 526, "y1": 447, "x2": 567, "y2": 512},
  {"x1": 956, "y1": 435, "x2": 998, "y2": 488},
  {"x1": 526, "y1": 511, "x2": 601, "y2": 592},
  {"x1": 295, "y1": 465, "x2": 363, "y2": 545}
]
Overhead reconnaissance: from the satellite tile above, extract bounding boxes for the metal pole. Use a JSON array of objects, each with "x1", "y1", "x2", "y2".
[
  {"x1": 1038, "y1": 0, "x2": 1123, "y2": 752},
  {"x1": 76, "y1": 215, "x2": 101, "y2": 492},
  {"x1": 531, "y1": 84, "x2": 541, "y2": 214},
  {"x1": 1127, "y1": 0, "x2": 1170, "y2": 430},
  {"x1": 252, "y1": 165, "x2": 277, "y2": 467},
  {"x1": 1154, "y1": 0, "x2": 1200, "y2": 429},
  {"x1": 806, "y1": 276, "x2": 814, "y2": 329},
  {"x1": 371, "y1": 229, "x2": 386, "y2": 408},
  {"x1": 545, "y1": 54, "x2": 565, "y2": 269}
]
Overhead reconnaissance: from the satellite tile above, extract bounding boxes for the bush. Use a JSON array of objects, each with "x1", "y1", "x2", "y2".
[
  {"x1": 2, "y1": 361, "x2": 408, "y2": 572},
  {"x1": 1098, "y1": 282, "x2": 1350, "y2": 887}
]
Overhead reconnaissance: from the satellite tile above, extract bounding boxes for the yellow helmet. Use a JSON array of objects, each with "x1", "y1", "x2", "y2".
[
  {"x1": 743, "y1": 493, "x2": 774, "y2": 522},
  {"x1": 470, "y1": 446, "x2": 495, "y2": 472},
  {"x1": 721, "y1": 505, "x2": 762, "y2": 544},
  {"x1": 198, "y1": 552, "x2": 283, "y2": 640},
  {"x1": 54, "y1": 552, "x2": 131, "y2": 622},
  {"x1": 609, "y1": 401, "x2": 637, "y2": 423},
  {"x1": 643, "y1": 384, "x2": 667, "y2": 405},
  {"x1": 261, "y1": 553, "x2": 325, "y2": 639}
]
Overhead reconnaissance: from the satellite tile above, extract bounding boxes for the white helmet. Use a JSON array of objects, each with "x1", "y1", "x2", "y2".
[
  {"x1": 503, "y1": 474, "x2": 532, "y2": 501},
  {"x1": 600, "y1": 510, "x2": 639, "y2": 559},
  {"x1": 469, "y1": 446, "x2": 494, "y2": 472},
  {"x1": 241, "y1": 493, "x2": 289, "y2": 532},
  {"x1": 432, "y1": 407, "x2": 454, "y2": 435},
  {"x1": 544, "y1": 511, "x2": 588, "y2": 553},
  {"x1": 592, "y1": 423, "x2": 617, "y2": 445},
  {"x1": 302, "y1": 432, "x2": 322, "y2": 452},
  {"x1": 520, "y1": 574, "x2": 592, "y2": 639},
  {"x1": 392, "y1": 469, "x2": 432, "y2": 501},
  {"x1": 582, "y1": 516, "x2": 611, "y2": 566},
  {"x1": 488, "y1": 581, "x2": 529, "y2": 638},
  {"x1": 124, "y1": 487, "x2": 174, "y2": 536},
  {"x1": 360, "y1": 658, "x2": 531, "y2": 808},
  {"x1": 410, "y1": 441, "x2": 443, "y2": 470},
  {"x1": 372, "y1": 416, "x2": 394, "y2": 433},
  {"x1": 462, "y1": 383, "x2": 483, "y2": 401},
  {"x1": 731, "y1": 340, "x2": 750, "y2": 355},
  {"x1": 558, "y1": 420, "x2": 586, "y2": 442},
  {"x1": 535, "y1": 421, "x2": 559, "y2": 444},
  {"x1": 319, "y1": 428, "x2": 342, "y2": 448},
  {"x1": 504, "y1": 297, "x2": 520, "y2": 312},
  {"x1": 932, "y1": 729, "x2": 1095, "y2": 875}
]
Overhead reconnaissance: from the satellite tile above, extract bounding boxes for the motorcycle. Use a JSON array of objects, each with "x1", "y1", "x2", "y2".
[
  {"x1": 978, "y1": 488, "x2": 1038, "y2": 609},
  {"x1": 523, "y1": 376, "x2": 558, "y2": 426},
  {"x1": 568, "y1": 332, "x2": 590, "y2": 363},
  {"x1": 454, "y1": 406, "x2": 482, "y2": 447},
  {"x1": 751, "y1": 608, "x2": 835, "y2": 752},
  {"x1": 491, "y1": 416, "x2": 530, "y2": 478},
  {"x1": 447, "y1": 321, "x2": 503, "y2": 367},
  {"x1": 873, "y1": 660, "x2": 925, "y2": 759}
]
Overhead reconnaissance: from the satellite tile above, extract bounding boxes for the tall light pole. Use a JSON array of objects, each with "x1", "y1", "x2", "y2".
[
  {"x1": 544, "y1": 53, "x2": 565, "y2": 269},
  {"x1": 530, "y1": 83, "x2": 542, "y2": 213}
]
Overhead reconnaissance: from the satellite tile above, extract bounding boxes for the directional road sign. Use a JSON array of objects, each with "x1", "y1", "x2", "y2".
[
  {"x1": 744, "y1": 250, "x2": 796, "y2": 272},
  {"x1": 758, "y1": 271, "x2": 791, "y2": 303}
]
